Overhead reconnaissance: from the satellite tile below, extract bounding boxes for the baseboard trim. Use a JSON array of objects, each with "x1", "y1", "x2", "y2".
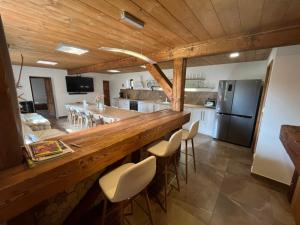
[{"x1": 250, "y1": 172, "x2": 290, "y2": 192}]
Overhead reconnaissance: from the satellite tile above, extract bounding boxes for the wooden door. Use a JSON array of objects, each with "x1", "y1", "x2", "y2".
[
  {"x1": 252, "y1": 61, "x2": 273, "y2": 152},
  {"x1": 103, "y1": 80, "x2": 110, "y2": 106},
  {"x1": 44, "y1": 78, "x2": 56, "y2": 116},
  {"x1": 0, "y1": 16, "x2": 23, "y2": 169}
]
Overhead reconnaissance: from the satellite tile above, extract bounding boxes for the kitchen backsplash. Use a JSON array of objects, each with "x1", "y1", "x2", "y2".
[{"x1": 120, "y1": 89, "x2": 217, "y2": 105}]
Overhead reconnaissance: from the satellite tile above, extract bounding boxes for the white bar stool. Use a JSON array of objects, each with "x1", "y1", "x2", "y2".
[
  {"x1": 99, "y1": 156, "x2": 156, "y2": 225},
  {"x1": 147, "y1": 130, "x2": 182, "y2": 212},
  {"x1": 181, "y1": 121, "x2": 199, "y2": 184}
]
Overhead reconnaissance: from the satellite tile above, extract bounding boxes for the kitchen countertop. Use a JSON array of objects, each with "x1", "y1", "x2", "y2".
[
  {"x1": 113, "y1": 98, "x2": 216, "y2": 109},
  {"x1": 66, "y1": 103, "x2": 142, "y2": 120}
]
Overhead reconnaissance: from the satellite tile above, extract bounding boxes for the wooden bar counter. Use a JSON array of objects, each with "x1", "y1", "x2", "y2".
[
  {"x1": 280, "y1": 125, "x2": 300, "y2": 225},
  {"x1": 0, "y1": 110, "x2": 190, "y2": 223}
]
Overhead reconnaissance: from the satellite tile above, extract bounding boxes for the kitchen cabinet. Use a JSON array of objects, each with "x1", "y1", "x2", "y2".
[
  {"x1": 138, "y1": 101, "x2": 154, "y2": 113},
  {"x1": 200, "y1": 109, "x2": 216, "y2": 136},
  {"x1": 183, "y1": 107, "x2": 216, "y2": 137},
  {"x1": 118, "y1": 99, "x2": 130, "y2": 110},
  {"x1": 111, "y1": 98, "x2": 119, "y2": 108}
]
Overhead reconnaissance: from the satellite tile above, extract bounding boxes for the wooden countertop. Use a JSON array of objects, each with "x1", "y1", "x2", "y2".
[
  {"x1": 280, "y1": 125, "x2": 300, "y2": 174},
  {"x1": 0, "y1": 110, "x2": 190, "y2": 222}
]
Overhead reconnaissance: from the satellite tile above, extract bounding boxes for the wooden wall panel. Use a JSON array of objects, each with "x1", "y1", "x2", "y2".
[{"x1": 0, "y1": 16, "x2": 23, "y2": 170}]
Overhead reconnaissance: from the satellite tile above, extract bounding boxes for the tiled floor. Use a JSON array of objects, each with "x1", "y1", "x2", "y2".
[
  {"x1": 126, "y1": 134, "x2": 295, "y2": 225},
  {"x1": 44, "y1": 114, "x2": 295, "y2": 225}
]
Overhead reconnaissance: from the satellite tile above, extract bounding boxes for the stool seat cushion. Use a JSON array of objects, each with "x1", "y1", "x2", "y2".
[
  {"x1": 147, "y1": 140, "x2": 169, "y2": 157},
  {"x1": 181, "y1": 129, "x2": 190, "y2": 140},
  {"x1": 99, "y1": 163, "x2": 134, "y2": 201}
]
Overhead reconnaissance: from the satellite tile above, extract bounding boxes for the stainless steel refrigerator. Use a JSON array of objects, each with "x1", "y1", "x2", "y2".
[{"x1": 213, "y1": 80, "x2": 262, "y2": 147}]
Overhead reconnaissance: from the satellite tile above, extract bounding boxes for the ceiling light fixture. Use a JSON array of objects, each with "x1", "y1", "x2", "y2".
[
  {"x1": 36, "y1": 60, "x2": 58, "y2": 66},
  {"x1": 107, "y1": 69, "x2": 120, "y2": 73},
  {"x1": 229, "y1": 52, "x2": 240, "y2": 58},
  {"x1": 99, "y1": 47, "x2": 156, "y2": 64},
  {"x1": 56, "y1": 43, "x2": 89, "y2": 55},
  {"x1": 121, "y1": 11, "x2": 144, "y2": 29}
]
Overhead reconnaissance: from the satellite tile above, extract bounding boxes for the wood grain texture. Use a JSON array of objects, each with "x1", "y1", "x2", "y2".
[
  {"x1": 280, "y1": 125, "x2": 300, "y2": 175},
  {"x1": 69, "y1": 26, "x2": 300, "y2": 74},
  {"x1": 0, "y1": 16, "x2": 23, "y2": 170},
  {"x1": 172, "y1": 58, "x2": 187, "y2": 111},
  {"x1": 0, "y1": 110, "x2": 190, "y2": 222},
  {"x1": 146, "y1": 64, "x2": 173, "y2": 99},
  {"x1": 98, "y1": 49, "x2": 271, "y2": 74},
  {"x1": 2, "y1": 0, "x2": 300, "y2": 70},
  {"x1": 280, "y1": 125, "x2": 300, "y2": 225}
]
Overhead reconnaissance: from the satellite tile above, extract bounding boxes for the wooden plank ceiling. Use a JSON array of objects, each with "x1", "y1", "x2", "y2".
[{"x1": 1, "y1": 0, "x2": 300, "y2": 73}]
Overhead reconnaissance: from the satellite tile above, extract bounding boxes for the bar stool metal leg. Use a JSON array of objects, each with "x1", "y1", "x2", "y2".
[
  {"x1": 164, "y1": 158, "x2": 168, "y2": 212},
  {"x1": 143, "y1": 189, "x2": 154, "y2": 225},
  {"x1": 101, "y1": 198, "x2": 108, "y2": 225},
  {"x1": 191, "y1": 138, "x2": 196, "y2": 172},
  {"x1": 172, "y1": 154, "x2": 180, "y2": 192},
  {"x1": 185, "y1": 140, "x2": 188, "y2": 184}
]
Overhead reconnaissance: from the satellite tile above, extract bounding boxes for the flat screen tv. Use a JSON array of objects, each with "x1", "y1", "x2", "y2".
[{"x1": 66, "y1": 76, "x2": 94, "y2": 94}]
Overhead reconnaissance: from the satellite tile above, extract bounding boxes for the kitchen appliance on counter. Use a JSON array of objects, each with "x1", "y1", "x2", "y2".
[
  {"x1": 204, "y1": 98, "x2": 216, "y2": 108},
  {"x1": 130, "y1": 100, "x2": 138, "y2": 111},
  {"x1": 213, "y1": 80, "x2": 262, "y2": 147}
]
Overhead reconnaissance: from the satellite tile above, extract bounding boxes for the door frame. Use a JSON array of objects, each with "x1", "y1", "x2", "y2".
[
  {"x1": 252, "y1": 61, "x2": 273, "y2": 152},
  {"x1": 103, "y1": 80, "x2": 111, "y2": 106},
  {"x1": 29, "y1": 76, "x2": 56, "y2": 117}
]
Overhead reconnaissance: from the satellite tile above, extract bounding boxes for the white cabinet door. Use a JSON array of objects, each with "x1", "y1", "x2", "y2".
[
  {"x1": 118, "y1": 99, "x2": 130, "y2": 110},
  {"x1": 111, "y1": 99, "x2": 119, "y2": 108},
  {"x1": 200, "y1": 109, "x2": 216, "y2": 136},
  {"x1": 138, "y1": 102, "x2": 154, "y2": 113},
  {"x1": 183, "y1": 107, "x2": 202, "y2": 132}
]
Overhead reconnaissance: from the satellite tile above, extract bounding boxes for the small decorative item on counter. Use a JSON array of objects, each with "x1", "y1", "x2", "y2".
[
  {"x1": 95, "y1": 94, "x2": 104, "y2": 110},
  {"x1": 23, "y1": 140, "x2": 74, "y2": 168}
]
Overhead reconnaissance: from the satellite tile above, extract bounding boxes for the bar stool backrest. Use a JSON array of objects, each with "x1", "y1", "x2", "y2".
[
  {"x1": 112, "y1": 156, "x2": 156, "y2": 202},
  {"x1": 165, "y1": 129, "x2": 182, "y2": 157},
  {"x1": 188, "y1": 121, "x2": 199, "y2": 139}
]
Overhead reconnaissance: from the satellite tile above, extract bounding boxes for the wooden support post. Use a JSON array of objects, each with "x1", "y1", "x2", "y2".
[
  {"x1": 0, "y1": 16, "x2": 23, "y2": 170},
  {"x1": 146, "y1": 63, "x2": 173, "y2": 100},
  {"x1": 172, "y1": 58, "x2": 187, "y2": 111}
]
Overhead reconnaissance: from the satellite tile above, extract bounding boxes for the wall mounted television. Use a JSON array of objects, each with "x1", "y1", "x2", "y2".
[{"x1": 65, "y1": 76, "x2": 94, "y2": 94}]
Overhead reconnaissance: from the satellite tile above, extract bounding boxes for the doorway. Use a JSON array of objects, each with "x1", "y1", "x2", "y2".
[
  {"x1": 103, "y1": 80, "x2": 110, "y2": 106},
  {"x1": 29, "y1": 77, "x2": 56, "y2": 118}
]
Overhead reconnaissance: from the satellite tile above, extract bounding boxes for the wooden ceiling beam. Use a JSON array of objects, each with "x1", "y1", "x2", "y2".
[
  {"x1": 146, "y1": 64, "x2": 173, "y2": 99},
  {"x1": 68, "y1": 25, "x2": 300, "y2": 74}
]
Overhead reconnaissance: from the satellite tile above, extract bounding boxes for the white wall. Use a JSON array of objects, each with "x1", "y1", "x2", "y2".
[
  {"x1": 13, "y1": 65, "x2": 111, "y2": 117},
  {"x1": 252, "y1": 45, "x2": 300, "y2": 185},
  {"x1": 109, "y1": 60, "x2": 267, "y2": 99},
  {"x1": 31, "y1": 78, "x2": 47, "y2": 104}
]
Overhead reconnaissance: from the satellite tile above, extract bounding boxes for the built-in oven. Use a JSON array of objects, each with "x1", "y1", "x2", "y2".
[{"x1": 130, "y1": 100, "x2": 138, "y2": 111}]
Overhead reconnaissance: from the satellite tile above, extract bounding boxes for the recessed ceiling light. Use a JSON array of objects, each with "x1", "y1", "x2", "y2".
[
  {"x1": 36, "y1": 60, "x2": 58, "y2": 65},
  {"x1": 56, "y1": 43, "x2": 89, "y2": 55},
  {"x1": 107, "y1": 69, "x2": 120, "y2": 73},
  {"x1": 140, "y1": 65, "x2": 146, "y2": 68},
  {"x1": 121, "y1": 11, "x2": 144, "y2": 29},
  {"x1": 99, "y1": 47, "x2": 156, "y2": 64},
  {"x1": 230, "y1": 52, "x2": 240, "y2": 58}
]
